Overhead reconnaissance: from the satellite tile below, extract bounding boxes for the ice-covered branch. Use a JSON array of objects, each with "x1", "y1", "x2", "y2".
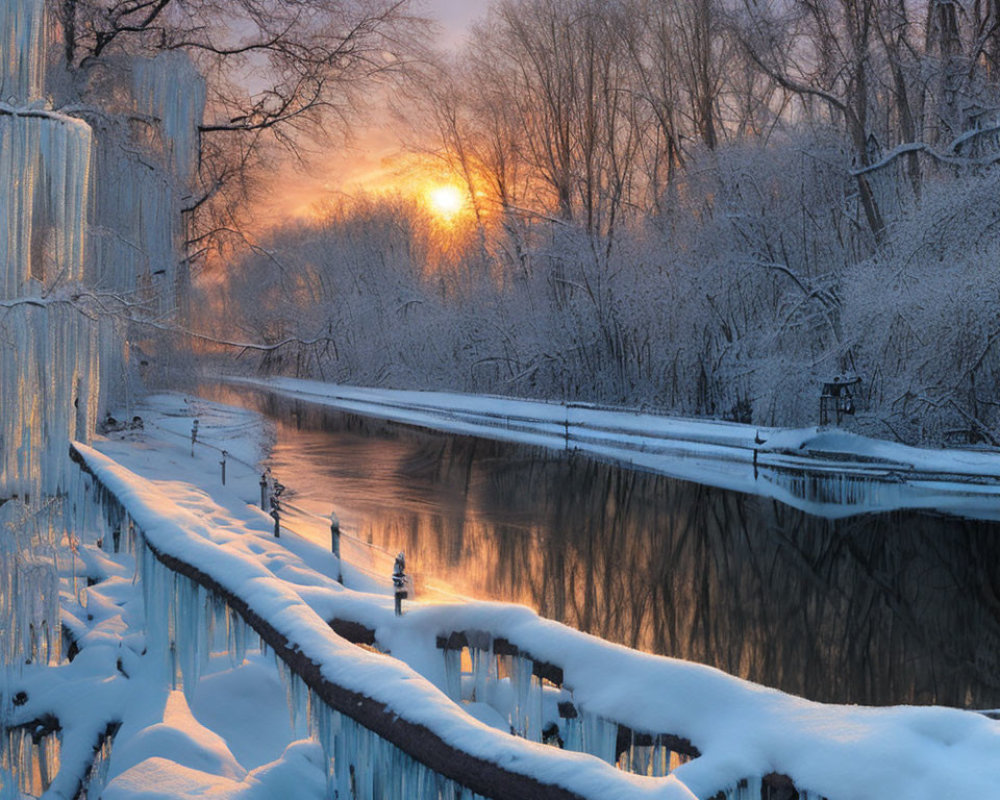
[
  {"x1": 131, "y1": 317, "x2": 334, "y2": 353},
  {"x1": 851, "y1": 123, "x2": 1000, "y2": 176}
]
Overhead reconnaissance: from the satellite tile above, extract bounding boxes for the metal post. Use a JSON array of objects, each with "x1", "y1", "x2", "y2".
[
  {"x1": 270, "y1": 496, "x2": 280, "y2": 538},
  {"x1": 330, "y1": 512, "x2": 342, "y2": 583},
  {"x1": 260, "y1": 473, "x2": 268, "y2": 511},
  {"x1": 190, "y1": 419, "x2": 199, "y2": 457},
  {"x1": 220, "y1": 450, "x2": 228, "y2": 485},
  {"x1": 393, "y1": 551, "x2": 407, "y2": 616}
]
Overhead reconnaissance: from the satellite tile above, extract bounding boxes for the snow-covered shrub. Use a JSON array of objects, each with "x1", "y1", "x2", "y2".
[{"x1": 843, "y1": 170, "x2": 1000, "y2": 443}]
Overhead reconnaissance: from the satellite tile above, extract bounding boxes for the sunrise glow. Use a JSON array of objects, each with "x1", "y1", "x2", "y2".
[{"x1": 426, "y1": 183, "x2": 465, "y2": 219}]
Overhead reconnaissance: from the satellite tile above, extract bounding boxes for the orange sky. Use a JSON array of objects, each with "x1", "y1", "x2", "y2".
[{"x1": 255, "y1": 0, "x2": 493, "y2": 227}]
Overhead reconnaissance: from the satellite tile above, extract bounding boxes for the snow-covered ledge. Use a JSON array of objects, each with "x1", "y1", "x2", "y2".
[{"x1": 69, "y1": 442, "x2": 698, "y2": 800}]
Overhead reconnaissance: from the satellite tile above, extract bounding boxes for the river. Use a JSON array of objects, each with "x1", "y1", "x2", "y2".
[{"x1": 198, "y1": 384, "x2": 1000, "y2": 709}]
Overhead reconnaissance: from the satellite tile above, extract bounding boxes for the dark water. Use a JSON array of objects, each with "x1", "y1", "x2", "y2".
[{"x1": 200, "y1": 385, "x2": 1000, "y2": 708}]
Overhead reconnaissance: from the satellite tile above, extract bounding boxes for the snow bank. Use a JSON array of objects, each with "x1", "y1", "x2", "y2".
[{"x1": 225, "y1": 377, "x2": 1000, "y2": 520}]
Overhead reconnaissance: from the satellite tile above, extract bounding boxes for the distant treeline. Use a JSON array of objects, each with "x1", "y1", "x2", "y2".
[{"x1": 214, "y1": 0, "x2": 1000, "y2": 445}]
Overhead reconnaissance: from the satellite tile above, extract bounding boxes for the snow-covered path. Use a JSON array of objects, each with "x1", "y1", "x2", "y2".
[{"x1": 223, "y1": 377, "x2": 1000, "y2": 520}]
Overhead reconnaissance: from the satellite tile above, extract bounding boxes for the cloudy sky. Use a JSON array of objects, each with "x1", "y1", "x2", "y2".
[{"x1": 424, "y1": 0, "x2": 493, "y2": 48}]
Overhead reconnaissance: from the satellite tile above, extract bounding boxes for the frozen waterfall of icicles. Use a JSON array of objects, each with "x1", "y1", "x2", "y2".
[
  {"x1": 0, "y1": 0, "x2": 100, "y2": 504},
  {"x1": 1, "y1": 0, "x2": 90, "y2": 299},
  {"x1": 0, "y1": 302, "x2": 99, "y2": 499},
  {"x1": 88, "y1": 126, "x2": 182, "y2": 312},
  {"x1": 0, "y1": 110, "x2": 91, "y2": 297},
  {"x1": 84, "y1": 50, "x2": 204, "y2": 319},
  {"x1": 0, "y1": 499, "x2": 64, "y2": 798},
  {"x1": 1, "y1": 0, "x2": 208, "y2": 503},
  {"x1": 0, "y1": 0, "x2": 44, "y2": 105},
  {"x1": 131, "y1": 53, "x2": 206, "y2": 186}
]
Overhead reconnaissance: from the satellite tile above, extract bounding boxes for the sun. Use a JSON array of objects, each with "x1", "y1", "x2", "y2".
[{"x1": 426, "y1": 183, "x2": 465, "y2": 219}]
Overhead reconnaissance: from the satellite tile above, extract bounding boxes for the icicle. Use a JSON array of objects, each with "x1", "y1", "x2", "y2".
[
  {"x1": 138, "y1": 537, "x2": 176, "y2": 685},
  {"x1": 1, "y1": 724, "x2": 60, "y2": 796},
  {"x1": 173, "y1": 574, "x2": 203, "y2": 700},
  {"x1": 443, "y1": 647, "x2": 461, "y2": 701},
  {"x1": 278, "y1": 668, "x2": 310, "y2": 741},
  {"x1": 85, "y1": 728, "x2": 115, "y2": 798},
  {"x1": 471, "y1": 646, "x2": 490, "y2": 703},
  {"x1": 509, "y1": 655, "x2": 534, "y2": 739},
  {"x1": 568, "y1": 709, "x2": 617, "y2": 765},
  {"x1": 651, "y1": 743, "x2": 667, "y2": 777}
]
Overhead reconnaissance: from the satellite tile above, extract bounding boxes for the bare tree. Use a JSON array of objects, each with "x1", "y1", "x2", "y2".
[
  {"x1": 55, "y1": 0, "x2": 427, "y2": 253},
  {"x1": 732, "y1": 0, "x2": 890, "y2": 238}
]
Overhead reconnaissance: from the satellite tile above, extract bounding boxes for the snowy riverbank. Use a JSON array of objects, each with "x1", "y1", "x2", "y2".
[
  {"x1": 222, "y1": 376, "x2": 1000, "y2": 520},
  {"x1": 13, "y1": 391, "x2": 993, "y2": 799}
]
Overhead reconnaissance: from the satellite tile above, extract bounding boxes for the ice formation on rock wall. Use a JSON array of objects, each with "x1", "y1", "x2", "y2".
[
  {"x1": 0, "y1": 112, "x2": 91, "y2": 297},
  {"x1": 0, "y1": 500, "x2": 62, "y2": 668},
  {"x1": 0, "y1": 0, "x2": 99, "y2": 504},
  {"x1": 0, "y1": 302, "x2": 99, "y2": 498},
  {"x1": 1, "y1": 0, "x2": 205, "y2": 500},
  {"x1": 132, "y1": 52, "x2": 205, "y2": 185},
  {"x1": 0, "y1": 0, "x2": 45, "y2": 104},
  {"x1": 85, "y1": 51, "x2": 204, "y2": 318}
]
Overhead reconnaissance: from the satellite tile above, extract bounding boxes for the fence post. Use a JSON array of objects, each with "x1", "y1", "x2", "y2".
[
  {"x1": 330, "y1": 512, "x2": 342, "y2": 584},
  {"x1": 393, "y1": 552, "x2": 407, "y2": 616},
  {"x1": 270, "y1": 480, "x2": 284, "y2": 537},
  {"x1": 190, "y1": 419, "x2": 199, "y2": 457},
  {"x1": 260, "y1": 473, "x2": 268, "y2": 511},
  {"x1": 220, "y1": 450, "x2": 228, "y2": 485}
]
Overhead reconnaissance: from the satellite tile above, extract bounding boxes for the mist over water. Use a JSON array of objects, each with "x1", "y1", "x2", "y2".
[{"x1": 203, "y1": 385, "x2": 1000, "y2": 708}]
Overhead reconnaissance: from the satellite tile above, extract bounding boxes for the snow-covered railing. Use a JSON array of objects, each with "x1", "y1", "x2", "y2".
[
  {"x1": 328, "y1": 620, "x2": 821, "y2": 799},
  {"x1": 236, "y1": 377, "x2": 1000, "y2": 477},
  {"x1": 68, "y1": 443, "x2": 699, "y2": 800},
  {"x1": 308, "y1": 577, "x2": 1000, "y2": 800}
]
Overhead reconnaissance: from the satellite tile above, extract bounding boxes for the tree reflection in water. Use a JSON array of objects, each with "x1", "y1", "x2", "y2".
[{"x1": 203, "y1": 387, "x2": 1000, "y2": 708}]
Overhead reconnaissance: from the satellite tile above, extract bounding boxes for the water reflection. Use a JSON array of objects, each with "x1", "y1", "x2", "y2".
[{"x1": 199, "y1": 386, "x2": 1000, "y2": 708}]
